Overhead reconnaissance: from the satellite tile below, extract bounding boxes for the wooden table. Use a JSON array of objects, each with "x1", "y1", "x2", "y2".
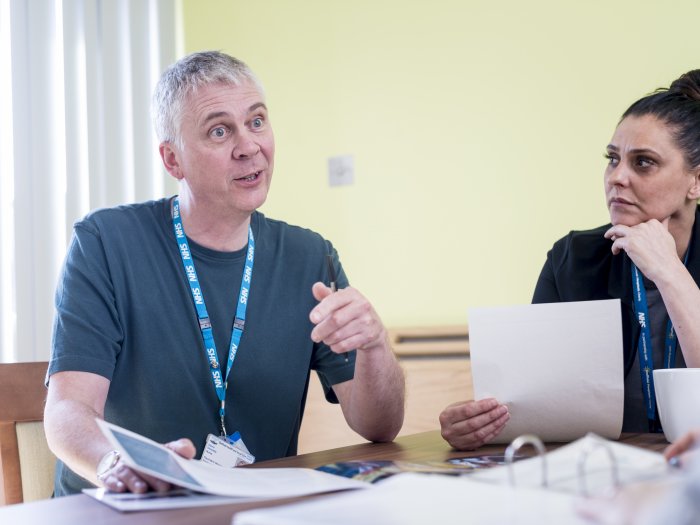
[{"x1": 0, "y1": 431, "x2": 668, "y2": 525}]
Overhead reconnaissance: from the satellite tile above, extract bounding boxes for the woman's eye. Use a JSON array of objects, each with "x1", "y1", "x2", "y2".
[
  {"x1": 637, "y1": 157, "x2": 654, "y2": 168},
  {"x1": 604, "y1": 153, "x2": 618, "y2": 166}
]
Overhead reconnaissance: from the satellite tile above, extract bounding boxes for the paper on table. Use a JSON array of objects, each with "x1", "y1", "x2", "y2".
[
  {"x1": 96, "y1": 420, "x2": 369, "y2": 499},
  {"x1": 471, "y1": 433, "x2": 669, "y2": 495},
  {"x1": 232, "y1": 473, "x2": 591, "y2": 525},
  {"x1": 469, "y1": 299, "x2": 624, "y2": 443},
  {"x1": 83, "y1": 487, "x2": 250, "y2": 512}
]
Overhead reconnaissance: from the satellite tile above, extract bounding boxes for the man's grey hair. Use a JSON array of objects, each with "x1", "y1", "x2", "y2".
[{"x1": 152, "y1": 50, "x2": 264, "y2": 147}]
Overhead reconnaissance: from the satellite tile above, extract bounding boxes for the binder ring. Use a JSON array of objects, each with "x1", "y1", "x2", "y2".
[
  {"x1": 576, "y1": 439, "x2": 619, "y2": 497},
  {"x1": 505, "y1": 434, "x2": 547, "y2": 487}
]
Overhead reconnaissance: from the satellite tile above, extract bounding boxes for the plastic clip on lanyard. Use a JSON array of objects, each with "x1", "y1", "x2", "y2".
[
  {"x1": 172, "y1": 197, "x2": 255, "y2": 437},
  {"x1": 631, "y1": 263, "x2": 681, "y2": 432}
]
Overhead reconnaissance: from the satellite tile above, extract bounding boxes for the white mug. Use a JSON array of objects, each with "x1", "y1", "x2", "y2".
[{"x1": 653, "y1": 368, "x2": 700, "y2": 443}]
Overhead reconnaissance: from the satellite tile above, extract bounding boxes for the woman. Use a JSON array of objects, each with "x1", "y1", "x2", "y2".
[{"x1": 441, "y1": 70, "x2": 700, "y2": 450}]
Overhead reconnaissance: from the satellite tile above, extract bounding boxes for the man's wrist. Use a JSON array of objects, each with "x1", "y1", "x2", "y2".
[{"x1": 357, "y1": 328, "x2": 390, "y2": 354}]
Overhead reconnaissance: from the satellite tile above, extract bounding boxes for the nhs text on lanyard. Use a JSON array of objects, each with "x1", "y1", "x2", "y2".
[
  {"x1": 631, "y1": 263, "x2": 680, "y2": 432},
  {"x1": 172, "y1": 197, "x2": 254, "y2": 436}
]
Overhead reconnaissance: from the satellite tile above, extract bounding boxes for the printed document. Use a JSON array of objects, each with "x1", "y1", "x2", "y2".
[{"x1": 96, "y1": 420, "x2": 369, "y2": 499}]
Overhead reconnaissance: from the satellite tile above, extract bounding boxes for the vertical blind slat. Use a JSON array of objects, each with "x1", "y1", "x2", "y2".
[{"x1": 0, "y1": 0, "x2": 177, "y2": 362}]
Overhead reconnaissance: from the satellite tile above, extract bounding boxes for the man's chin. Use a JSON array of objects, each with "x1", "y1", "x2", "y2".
[{"x1": 240, "y1": 193, "x2": 269, "y2": 214}]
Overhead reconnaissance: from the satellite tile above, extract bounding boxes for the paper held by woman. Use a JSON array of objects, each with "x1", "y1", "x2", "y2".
[{"x1": 469, "y1": 299, "x2": 624, "y2": 443}]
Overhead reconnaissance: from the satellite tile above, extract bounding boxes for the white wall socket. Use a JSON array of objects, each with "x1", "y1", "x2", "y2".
[{"x1": 327, "y1": 154, "x2": 354, "y2": 187}]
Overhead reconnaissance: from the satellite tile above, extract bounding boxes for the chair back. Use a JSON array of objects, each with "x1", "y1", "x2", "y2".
[{"x1": 0, "y1": 361, "x2": 56, "y2": 505}]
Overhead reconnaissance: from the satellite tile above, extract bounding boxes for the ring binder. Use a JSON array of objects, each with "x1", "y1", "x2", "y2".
[
  {"x1": 576, "y1": 436, "x2": 619, "y2": 496},
  {"x1": 478, "y1": 433, "x2": 665, "y2": 497},
  {"x1": 505, "y1": 434, "x2": 548, "y2": 487}
]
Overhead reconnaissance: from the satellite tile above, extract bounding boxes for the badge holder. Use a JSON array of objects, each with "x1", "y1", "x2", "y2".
[{"x1": 201, "y1": 431, "x2": 255, "y2": 468}]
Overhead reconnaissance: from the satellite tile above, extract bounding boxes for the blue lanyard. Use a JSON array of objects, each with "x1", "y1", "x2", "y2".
[
  {"x1": 631, "y1": 259, "x2": 684, "y2": 429},
  {"x1": 172, "y1": 197, "x2": 255, "y2": 436}
]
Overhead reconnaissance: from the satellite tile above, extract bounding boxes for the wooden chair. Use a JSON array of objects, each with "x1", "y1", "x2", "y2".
[{"x1": 0, "y1": 361, "x2": 56, "y2": 505}]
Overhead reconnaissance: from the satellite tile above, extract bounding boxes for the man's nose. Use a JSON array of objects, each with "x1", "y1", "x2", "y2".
[{"x1": 233, "y1": 131, "x2": 260, "y2": 159}]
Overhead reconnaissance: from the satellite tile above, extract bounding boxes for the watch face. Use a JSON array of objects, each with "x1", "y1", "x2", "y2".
[{"x1": 97, "y1": 450, "x2": 120, "y2": 479}]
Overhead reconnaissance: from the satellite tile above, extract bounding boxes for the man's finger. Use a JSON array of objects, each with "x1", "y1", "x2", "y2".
[
  {"x1": 166, "y1": 438, "x2": 197, "y2": 459},
  {"x1": 311, "y1": 282, "x2": 332, "y2": 302}
]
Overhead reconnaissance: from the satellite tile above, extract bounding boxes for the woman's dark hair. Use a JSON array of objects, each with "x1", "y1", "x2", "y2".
[{"x1": 622, "y1": 70, "x2": 700, "y2": 169}]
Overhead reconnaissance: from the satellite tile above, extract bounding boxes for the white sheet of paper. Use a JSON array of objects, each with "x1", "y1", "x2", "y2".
[
  {"x1": 96, "y1": 420, "x2": 369, "y2": 499},
  {"x1": 232, "y1": 473, "x2": 591, "y2": 525},
  {"x1": 83, "y1": 487, "x2": 250, "y2": 512},
  {"x1": 469, "y1": 299, "x2": 624, "y2": 443},
  {"x1": 471, "y1": 433, "x2": 669, "y2": 495}
]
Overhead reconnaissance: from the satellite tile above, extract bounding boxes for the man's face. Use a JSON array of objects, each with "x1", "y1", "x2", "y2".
[{"x1": 164, "y1": 81, "x2": 275, "y2": 216}]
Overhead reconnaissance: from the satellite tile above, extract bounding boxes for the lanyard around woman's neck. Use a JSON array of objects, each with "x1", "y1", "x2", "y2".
[{"x1": 630, "y1": 249, "x2": 688, "y2": 432}]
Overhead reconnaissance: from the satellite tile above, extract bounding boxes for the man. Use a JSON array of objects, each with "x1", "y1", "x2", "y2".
[{"x1": 44, "y1": 51, "x2": 405, "y2": 496}]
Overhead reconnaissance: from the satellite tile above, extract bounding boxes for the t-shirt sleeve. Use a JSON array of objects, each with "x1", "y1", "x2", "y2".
[
  {"x1": 312, "y1": 346, "x2": 357, "y2": 403},
  {"x1": 48, "y1": 221, "x2": 123, "y2": 382},
  {"x1": 310, "y1": 241, "x2": 356, "y2": 403}
]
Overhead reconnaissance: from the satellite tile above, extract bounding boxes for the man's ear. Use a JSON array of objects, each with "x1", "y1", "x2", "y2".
[
  {"x1": 160, "y1": 142, "x2": 184, "y2": 180},
  {"x1": 689, "y1": 167, "x2": 700, "y2": 200}
]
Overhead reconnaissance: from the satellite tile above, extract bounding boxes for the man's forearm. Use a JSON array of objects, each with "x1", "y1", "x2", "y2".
[
  {"x1": 44, "y1": 371, "x2": 114, "y2": 485},
  {"x1": 339, "y1": 335, "x2": 405, "y2": 442},
  {"x1": 44, "y1": 397, "x2": 113, "y2": 485}
]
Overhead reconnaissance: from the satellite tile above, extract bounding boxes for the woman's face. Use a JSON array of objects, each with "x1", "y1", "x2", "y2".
[{"x1": 605, "y1": 114, "x2": 700, "y2": 227}]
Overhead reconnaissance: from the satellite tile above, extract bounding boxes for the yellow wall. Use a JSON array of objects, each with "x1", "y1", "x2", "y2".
[{"x1": 181, "y1": 0, "x2": 700, "y2": 326}]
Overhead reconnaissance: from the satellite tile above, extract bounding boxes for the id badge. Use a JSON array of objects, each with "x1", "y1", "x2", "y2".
[{"x1": 201, "y1": 433, "x2": 255, "y2": 468}]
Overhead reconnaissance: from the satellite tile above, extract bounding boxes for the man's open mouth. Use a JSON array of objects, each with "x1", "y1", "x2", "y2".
[{"x1": 236, "y1": 170, "x2": 262, "y2": 182}]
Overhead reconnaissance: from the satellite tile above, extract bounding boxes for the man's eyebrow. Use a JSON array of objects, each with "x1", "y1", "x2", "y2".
[
  {"x1": 249, "y1": 102, "x2": 267, "y2": 113},
  {"x1": 202, "y1": 111, "x2": 230, "y2": 125},
  {"x1": 201, "y1": 103, "x2": 267, "y2": 125}
]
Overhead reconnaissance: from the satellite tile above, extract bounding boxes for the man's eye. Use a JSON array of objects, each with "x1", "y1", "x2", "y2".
[
  {"x1": 251, "y1": 117, "x2": 263, "y2": 129},
  {"x1": 211, "y1": 127, "x2": 226, "y2": 138}
]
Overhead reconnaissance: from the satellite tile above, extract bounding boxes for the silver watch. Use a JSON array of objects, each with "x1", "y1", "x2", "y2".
[{"x1": 96, "y1": 450, "x2": 121, "y2": 481}]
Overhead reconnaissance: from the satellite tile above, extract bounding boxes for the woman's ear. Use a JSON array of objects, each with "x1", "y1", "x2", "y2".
[{"x1": 160, "y1": 142, "x2": 184, "y2": 180}]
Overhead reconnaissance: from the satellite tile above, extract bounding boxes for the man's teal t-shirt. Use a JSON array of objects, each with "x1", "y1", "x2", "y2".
[{"x1": 48, "y1": 198, "x2": 356, "y2": 496}]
